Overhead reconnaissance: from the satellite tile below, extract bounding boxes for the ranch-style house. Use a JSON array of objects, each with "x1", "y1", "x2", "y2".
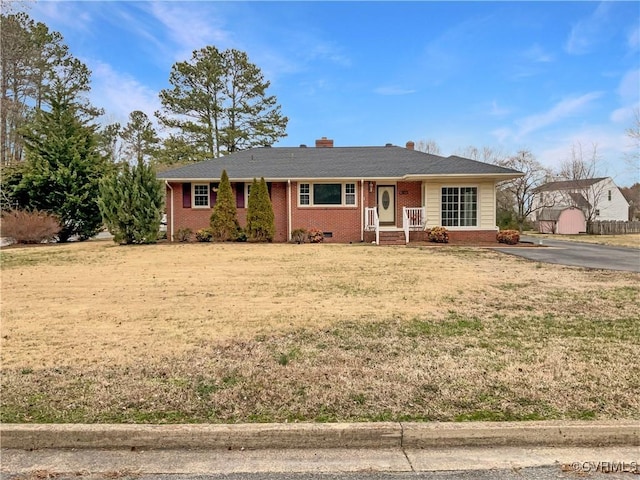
[{"x1": 157, "y1": 138, "x2": 523, "y2": 245}]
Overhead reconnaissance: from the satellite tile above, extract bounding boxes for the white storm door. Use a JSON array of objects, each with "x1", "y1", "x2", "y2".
[{"x1": 377, "y1": 185, "x2": 395, "y2": 225}]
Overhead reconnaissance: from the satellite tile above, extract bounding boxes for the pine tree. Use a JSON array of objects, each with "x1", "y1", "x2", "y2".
[
  {"x1": 98, "y1": 160, "x2": 164, "y2": 244},
  {"x1": 121, "y1": 111, "x2": 159, "y2": 164},
  {"x1": 246, "y1": 177, "x2": 275, "y2": 242},
  {"x1": 156, "y1": 46, "x2": 288, "y2": 161},
  {"x1": 15, "y1": 86, "x2": 107, "y2": 241},
  {"x1": 209, "y1": 169, "x2": 239, "y2": 241}
]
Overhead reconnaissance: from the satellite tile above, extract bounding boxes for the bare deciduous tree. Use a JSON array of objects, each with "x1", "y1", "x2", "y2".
[
  {"x1": 496, "y1": 150, "x2": 554, "y2": 232},
  {"x1": 456, "y1": 145, "x2": 508, "y2": 164},
  {"x1": 415, "y1": 139, "x2": 441, "y2": 155},
  {"x1": 625, "y1": 107, "x2": 640, "y2": 176},
  {"x1": 557, "y1": 142, "x2": 606, "y2": 222}
]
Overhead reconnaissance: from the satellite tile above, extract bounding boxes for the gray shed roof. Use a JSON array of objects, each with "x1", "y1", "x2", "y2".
[{"x1": 157, "y1": 145, "x2": 522, "y2": 181}]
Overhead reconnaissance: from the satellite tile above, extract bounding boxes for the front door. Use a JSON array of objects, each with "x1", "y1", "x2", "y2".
[{"x1": 377, "y1": 185, "x2": 395, "y2": 225}]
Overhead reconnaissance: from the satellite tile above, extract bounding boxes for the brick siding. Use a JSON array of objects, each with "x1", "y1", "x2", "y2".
[{"x1": 166, "y1": 181, "x2": 498, "y2": 244}]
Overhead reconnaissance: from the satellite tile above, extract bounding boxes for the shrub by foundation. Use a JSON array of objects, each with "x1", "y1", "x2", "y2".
[
  {"x1": 428, "y1": 226, "x2": 449, "y2": 243},
  {"x1": 291, "y1": 228, "x2": 307, "y2": 244},
  {"x1": 195, "y1": 228, "x2": 214, "y2": 242},
  {"x1": 497, "y1": 230, "x2": 520, "y2": 245},
  {"x1": 176, "y1": 227, "x2": 193, "y2": 242},
  {"x1": 0, "y1": 209, "x2": 61, "y2": 244},
  {"x1": 308, "y1": 228, "x2": 324, "y2": 243}
]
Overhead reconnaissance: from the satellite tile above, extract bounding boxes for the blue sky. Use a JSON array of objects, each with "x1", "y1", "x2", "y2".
[{"x1": 24, "y1": 1, "x2": 640, "y2": 186}]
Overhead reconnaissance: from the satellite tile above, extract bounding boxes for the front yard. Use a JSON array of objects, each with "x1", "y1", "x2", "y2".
[{"x1": 1, "y1": 241, "x2": 638, "y2": 423}]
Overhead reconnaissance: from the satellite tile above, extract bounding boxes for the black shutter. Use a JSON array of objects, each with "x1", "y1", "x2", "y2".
[{"x1": 236, "y1": 182, "x2": 245, "y2": 208}]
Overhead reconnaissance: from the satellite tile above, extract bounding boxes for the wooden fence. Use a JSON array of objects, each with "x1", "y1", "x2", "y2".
[{"x1": 587, "y1": 221, "x2": 640, "y2": 235}]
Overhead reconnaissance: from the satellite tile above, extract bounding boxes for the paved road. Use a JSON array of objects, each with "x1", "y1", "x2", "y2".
[{"x1": 493, "y1": 236, "x2": 640, "y2": 273}]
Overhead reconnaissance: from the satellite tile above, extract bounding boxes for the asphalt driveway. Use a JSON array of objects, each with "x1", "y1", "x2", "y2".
[{"x1": 493, "y1": 236, "x2": 640, "y2": 273}]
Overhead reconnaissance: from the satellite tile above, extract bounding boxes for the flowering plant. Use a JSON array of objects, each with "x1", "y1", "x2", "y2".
[
  {"x1": 308, "y1": 227, "x2": 324, "y2": 243},
  {"x1": 428, "y1": 226, "x2": 449, "y2": 243},
  {"x1": 497, "y1": 230, "x2": 520, "y2": 245}
]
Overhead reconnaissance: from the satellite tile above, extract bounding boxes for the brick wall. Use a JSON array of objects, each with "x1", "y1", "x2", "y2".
[
  {"x1": 166, "y1": 182, "x2": 287, "y2": 242},
  {"x1": 290, "y1": 182, "x2": 362, "y2": 243},
  {"x1": 166, "y1": 181, "x2": 499, "y2": 244},
  {"x1": 396, "y1": 181, "x2": 422, "y2": 227}
]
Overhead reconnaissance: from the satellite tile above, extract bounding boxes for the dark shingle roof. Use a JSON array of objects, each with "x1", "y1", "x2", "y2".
[
  {"x1": 567, "y1": 192, "x2": 591, "y2": 209},
  {"x1": 157, "y1": 146, "x2": 522, "y2": 181},
  {"x1": 534, "y1": 177, "x2": 608, "y2": 192}
]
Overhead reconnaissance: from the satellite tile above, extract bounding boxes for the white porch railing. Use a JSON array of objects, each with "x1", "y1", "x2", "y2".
[
  {"x1": 403, "y1": 207, "x2": 426, "y2": 244},
  {"x1": 364, "y1": 207, "x2": 379, "y2": 245}
]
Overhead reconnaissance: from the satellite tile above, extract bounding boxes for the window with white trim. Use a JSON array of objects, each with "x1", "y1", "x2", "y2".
[
  {"x1": 441, "y1": 187, "x2": 477, "y2": 227},
  {"x1": 299, "y1": 183, "x2": 310, "y2": 205},
  {"x1": 193, "y1": 183, "x2": 210, "y2": 208},
  {"x1": 345, "y1": 183, "x2": 356, "y2": 205},
  {"x1": 298, "y1": 183, "x2": 357, "y2": 206}
]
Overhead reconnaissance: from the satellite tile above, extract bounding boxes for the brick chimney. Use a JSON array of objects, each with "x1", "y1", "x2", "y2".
[
  {"x1": 406, "y1": 141, "x2": 415, "y2": 150},
  {"x1": 315, "y1": 137, "x2": 334, "y2": 148}
]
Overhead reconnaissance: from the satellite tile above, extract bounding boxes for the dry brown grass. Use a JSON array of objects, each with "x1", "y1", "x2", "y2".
[{"x1": 1, "y1": 240, "x2": 639, "y2": 423}]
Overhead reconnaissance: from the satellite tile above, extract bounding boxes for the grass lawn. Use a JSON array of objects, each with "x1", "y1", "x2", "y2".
[{"x1": 1, "y1": 241, "x2": 639, "y2": 424}]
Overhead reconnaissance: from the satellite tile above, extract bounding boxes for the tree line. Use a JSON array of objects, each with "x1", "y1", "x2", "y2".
[{"x1": 0, "y1": 11, "x2": 288, "y2": 243}]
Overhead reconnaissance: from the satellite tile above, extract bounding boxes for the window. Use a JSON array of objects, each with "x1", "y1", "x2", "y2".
[
  {"x1": 193, "y1": 183, "x2": 210, "y2": 208},
  {"x1": 314, "y1": 184, "x2": 341, "y2": 204},
  {"x1": 345, "y1": 183, "x2": 356, "y2": 205},
  {"x1": 299, "y1": 183, "x2": 310, "y2": 205},
  {"x1": 298, "y1": 183, "x2": 357, "y2": 206},
  {"x1": 608, "y1": 190, "x2": 612, "y2": 201},
  {"x1": 441, "y1": 187, "x2": 477, "y2": 227}
]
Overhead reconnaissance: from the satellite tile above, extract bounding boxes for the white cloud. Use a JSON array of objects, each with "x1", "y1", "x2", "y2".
[
  {"x1": 610, "y1": 106, "x2": 636, "y2": 123},
  {"x1": 609, "y1": 69, "x2": 640, "y2": 123},
  {"x1": 89, "y1": 61, "x2": 161, "y2": 128},
  {"x1": 515, "y1": 92, "x2": 603, "y2": 138},
  {"x1": 373, "y1": 86, "x2": 417, "y2": 96},
  {"x1": 617, "y1": 69, "x2": 640, "y2": 100},
  {"x1": 490, "y1": 100, "x2": 510, "y2": 117},
  {"x1": 537, "y1": 128, "x2": 635, "y2": 186},
  {"x1": 628, "y1": 25, "x2": 640, "y2": 51},
  {"x1": 31, "y1": 2, "x2": 93, "y2": 32},
  {"x1": 491, "y1": 127, "x2": 512, "y2": 144},
  {"x1": 523, "y1": 44, "x2": 554, "y2": 63},
  {"x1": 565, "y1": 2, "x2": 612, "y2": 55},
  {"x1": 147, "y1": 2, "x2": 232, "y2": 62}
]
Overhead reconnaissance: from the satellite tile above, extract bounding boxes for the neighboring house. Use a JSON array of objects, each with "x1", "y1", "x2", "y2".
[
  {"x1": 157, "y1": 138, "x2": 523, "y2": 245},
  {"x1": 533, "y1": 177, "x2": 630, "y2": 229}
]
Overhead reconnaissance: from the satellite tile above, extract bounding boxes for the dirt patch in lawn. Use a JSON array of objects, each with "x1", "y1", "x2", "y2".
[{"x1": 1, "y1": 241, "x2": 639, "y2": 423}]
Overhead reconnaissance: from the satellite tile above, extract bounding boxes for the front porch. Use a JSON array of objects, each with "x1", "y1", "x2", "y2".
[
  {"x1": 363, "y1": 206, "x2": 500, "y2": 245},
  {"x1": 364, "y1": 207, "x2": 426, "y2": 245}
]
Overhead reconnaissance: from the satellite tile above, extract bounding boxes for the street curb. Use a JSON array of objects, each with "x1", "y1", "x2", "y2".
[{"x1": 1, "y1": 421, "x2": 638, "y2": 450}]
